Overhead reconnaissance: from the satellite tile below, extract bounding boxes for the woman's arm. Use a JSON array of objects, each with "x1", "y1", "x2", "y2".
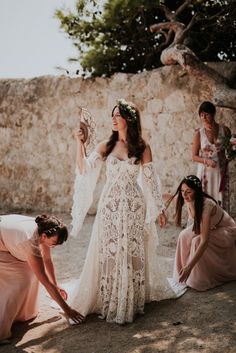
[
  {"x1": 40, "y1": 244, "x2": 57, "y2": 285},
  {"x1": 179, "y1": 211, "x2": 211, "y2": 282},
  {"x1": 141, "y1": 143, "x2": 152, "y2": 164},
  {"x1": 74, "y1": 128, "x2": 86, "y2": 174},
  {"x1": 27, "y1": 254, "x2": 84, "y2": 323},
  {"x1": 40, "y1": 244, "x2": 67, "y2": 299},
  {"x1": 192, "y1": 130, "x2": 201, "y2": 163},
  {"x1": 74, "y1": 126, "x2": 107, "y2": 175}
]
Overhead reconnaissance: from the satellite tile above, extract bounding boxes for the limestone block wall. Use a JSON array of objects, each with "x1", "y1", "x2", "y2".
[{"x1": 0, "y1": 63, "x2": 236, "y2": 218}]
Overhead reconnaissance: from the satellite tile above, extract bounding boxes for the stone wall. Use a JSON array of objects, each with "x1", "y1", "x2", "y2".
[{"x1": 0, "y1": 63, "x2": 236, "y2": 218}]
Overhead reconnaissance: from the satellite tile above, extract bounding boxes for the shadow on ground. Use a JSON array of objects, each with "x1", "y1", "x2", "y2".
[{"x1": 1, "y1": 213, "x2": 236, "y2": 353}]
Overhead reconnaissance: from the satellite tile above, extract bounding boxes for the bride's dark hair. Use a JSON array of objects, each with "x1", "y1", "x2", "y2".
[{"x1": 103, "y1": 101, "x2": 146, "y2": 164}]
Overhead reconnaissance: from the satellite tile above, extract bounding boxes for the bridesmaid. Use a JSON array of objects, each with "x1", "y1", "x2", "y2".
[
  {"x1": 0, "y1": 214, "x2": 84, "y2": 343},
  {"x1": 167, "y1": 175, "x2": 236, "y2": 291},
  {"x1": 192, "y1": 101, "x2": 231, "y2": 211}
]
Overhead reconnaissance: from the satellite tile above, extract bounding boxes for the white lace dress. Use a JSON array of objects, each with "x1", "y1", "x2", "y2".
[{"x1": 70, "y1": 152, "x2": 178, "y2": 324}]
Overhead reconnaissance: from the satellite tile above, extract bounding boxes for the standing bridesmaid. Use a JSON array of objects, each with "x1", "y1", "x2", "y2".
[{"x1": 192, "y1": 101, "x2": 231, "y2": 212}]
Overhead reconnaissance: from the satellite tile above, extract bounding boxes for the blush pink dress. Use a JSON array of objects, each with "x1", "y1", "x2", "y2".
[
  {"x1": 173, "y1": 198, "x2": 236, "y2": 291},
  {"x1": 0, "y1": 215, "x2": 41, "y2": 340},
  {"x1": 196, "y1": 125, "x2": 229, "y2": 212}
]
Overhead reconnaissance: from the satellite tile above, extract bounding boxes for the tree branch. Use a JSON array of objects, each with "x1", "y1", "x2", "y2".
[
  {"x1": 174, "y1": 0, "x2": 193, "y2": 19},
  {"x1": 184, "y1": 13, "x2": 200, "y2": 32},
  {"x1": 150, "y1": 1, "x2": 236, "y2": 109},
  {"x1": 157, "y1": 4, "x2": 174, "y2": 21},
  {"x1": 150, "y1": 22, "x2": 186, "y2": 45}
]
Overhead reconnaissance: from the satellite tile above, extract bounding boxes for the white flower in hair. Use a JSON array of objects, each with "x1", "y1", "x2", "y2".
[
  {"x1": 117, "y1": 98, "x2": 136, "y2": 122},
  {"x1": 185, "y1": 175, "x2": 201, "y2": 187}
]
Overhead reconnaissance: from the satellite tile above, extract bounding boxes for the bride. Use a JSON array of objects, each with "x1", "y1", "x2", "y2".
[{"x1": 70, "y1": 99, "x2": 178, "y2": 324}]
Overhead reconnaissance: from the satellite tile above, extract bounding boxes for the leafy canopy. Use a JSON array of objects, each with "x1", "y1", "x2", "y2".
[{"x1": 55, "y1": 0, "x2": 236, "y2": 77}]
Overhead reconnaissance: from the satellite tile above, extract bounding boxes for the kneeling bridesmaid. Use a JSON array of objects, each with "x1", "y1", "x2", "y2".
[{"x1": 168, "y1": 175, "x2": 236, "y2": 291}]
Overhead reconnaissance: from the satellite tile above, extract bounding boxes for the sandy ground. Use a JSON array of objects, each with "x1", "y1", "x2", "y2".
[{"x1": 1, "y1": 213, "x2": 236, "y2": 353}]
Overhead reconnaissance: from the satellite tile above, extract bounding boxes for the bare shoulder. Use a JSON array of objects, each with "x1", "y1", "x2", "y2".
[
  {"x1": 95, "y1": 140, "x2": 108, "y2": 155},
  {"x1": 142, "y1": 143, "x2": 152, "y2": 164}
]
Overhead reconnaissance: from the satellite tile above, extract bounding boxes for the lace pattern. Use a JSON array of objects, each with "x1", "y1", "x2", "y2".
[
  {"x1": 71, "y1": 155, "x2": 178, "y2": 323},
  {"x1": 140, "y1": 162, "x2": 165, "y2": 224},
  {"x1": 97, "y1": 155, "x2": 146, "y2": 322},
  {"x1": 71, "y1": 151, "x2": 102, "y2": 237}
]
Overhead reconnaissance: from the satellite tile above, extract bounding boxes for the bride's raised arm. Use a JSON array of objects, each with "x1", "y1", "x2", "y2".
[{"x1": 71, "y1": 137, "x2": 106, "y2": 237}]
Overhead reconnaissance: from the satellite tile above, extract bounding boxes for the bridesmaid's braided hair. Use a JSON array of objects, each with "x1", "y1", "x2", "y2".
[{"x1": 35, "y1": 214, "x2": 68, "y2": 244}]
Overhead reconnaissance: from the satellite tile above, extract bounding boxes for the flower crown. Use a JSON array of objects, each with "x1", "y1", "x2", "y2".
[
  {"x1": 184, "y1": 175, "x2": 202, "y2": 188},
  {"x1": 117, "y1": 98, "x2": 136, "y2": 122}
]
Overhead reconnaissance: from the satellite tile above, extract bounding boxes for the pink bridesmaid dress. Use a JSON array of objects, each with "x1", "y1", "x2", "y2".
[
  {"x1": 173, "y1": 198, "x2": 236, "y2": 291},
  {"x1": 0, "y1": 215, "x2": 41, "y2": 340}
]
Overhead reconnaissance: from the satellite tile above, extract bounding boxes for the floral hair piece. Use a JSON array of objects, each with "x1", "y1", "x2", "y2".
[
  {"x1": 184, "y1": 175, "x2": 202, "y2": 188},
  {"x1": 45, "y1": 226, "x2": 60, "y2": 235},
  {"x1": 117, "y1": 98, "x2": 136, "y2": 122},
  {"x1": 45, "y1": 220, "x2": 64, "y2": 235}
]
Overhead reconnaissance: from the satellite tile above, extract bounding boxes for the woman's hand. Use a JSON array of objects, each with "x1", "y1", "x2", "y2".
[
  {"x1": 64, "y1": 307, "x2": 85, "y2": 324},
  {"x1": 158, "y1": 212, "x2": 167, "y2": 228},
  {"x1": 179, "y1": 265, "x2": 192, "y2": 283},
  {"x1": 205, "y1": 159, "x2": 216, "y2": 168},
  {"x1": 57, "y1": 286, "x2": 68, "y2": 301},
  {"x1": 74, "y1": 128, "x2": 85, "y2": 143}
]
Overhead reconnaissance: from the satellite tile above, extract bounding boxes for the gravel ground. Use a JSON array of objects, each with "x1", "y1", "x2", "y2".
[{"x1": 1, "y1": 213, "x2": 236, "y2": 353}]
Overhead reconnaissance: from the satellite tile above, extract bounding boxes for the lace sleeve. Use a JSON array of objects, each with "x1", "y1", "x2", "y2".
[
  {"x1": 140, "y1": 162, "x2": 165, "y2": 224},
  {"x1": 71, "y1": 151, "x2": 103, "y2": 237}
]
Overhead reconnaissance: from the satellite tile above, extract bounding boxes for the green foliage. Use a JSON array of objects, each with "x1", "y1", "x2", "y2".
[
  {"x1": 56, "y1": 0, "x2": 236, "y2": 77},
  {"x1": 165, "y1": 0, "x2": 236, "y2": 63}
]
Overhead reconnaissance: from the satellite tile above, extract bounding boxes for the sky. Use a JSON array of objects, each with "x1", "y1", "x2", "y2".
[{"x1": 0, "y1": 0, "x2": 82, "y2": 79}]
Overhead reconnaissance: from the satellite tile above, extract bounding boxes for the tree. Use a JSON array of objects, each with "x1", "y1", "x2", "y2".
[
  {"x1": 150, "y1": 0, "x2": 236, "y2": 109},
  {"x1": 56, "y1": 0, "x2": 164, "y2": 76},
  {"x1": 56, "y1": 0, "x2": 235, "y2": 78}
]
